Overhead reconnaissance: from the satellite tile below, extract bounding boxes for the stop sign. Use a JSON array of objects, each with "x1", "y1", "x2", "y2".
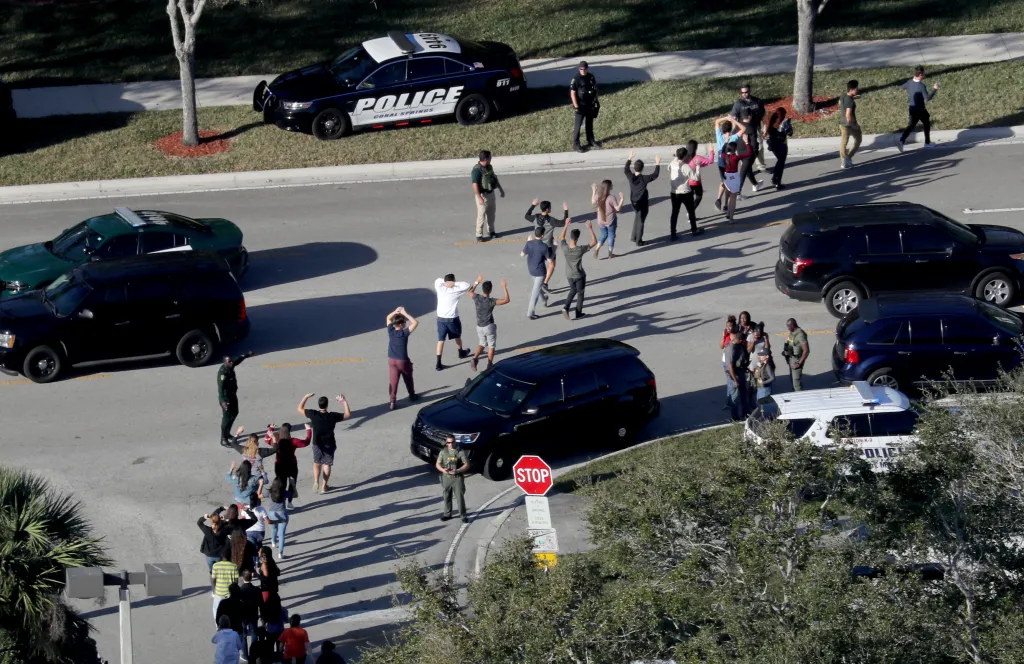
[{"x1": 512, "y1": 455, "x2": 553, "y2": 495}]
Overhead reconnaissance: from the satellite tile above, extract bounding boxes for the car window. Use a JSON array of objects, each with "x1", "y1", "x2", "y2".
[
  {"x1": 943, "y1": 318, "x2": 991, "y2": 345},
  {"x1": 871, "y1": 410, "x2": 919, "y2": 436},
  {"x1": 140, "y1": 232, "x2": 189, "y2": 253},
  {"x1": 408, "y1": 57, "x2": 447, "y2": 81},
  {"x1": 929, "y1": 210, "x2": 980, "y2": 245},
  {"x1": 863, "y1": 227, "x2": 903, "y2": 255},
  {"x1": 329, "y1": 46, "x2": 379, "y2": 85},
  {"x1": 522, "y1": 379, "x2": 563, "y2": 412},
  {"x1": 94, "y1": 235, "x2": 138, "y2": 259},
  {"x1": 462, "y1": 371, "x2": 533, "y2": 414},
  {"x1": 359, "y1": 62, "x2": 407, "y2": 89},
  {"x1": 444, "y1": 58, "x2": 471, "y2": 74},
  {"x1": 51, "y1": 222, "x2": 105, "y2": 262},
  {"x1": 786, "y1": 418, "x2": 816, "y2": 438},
  {"x1": 866, "y1": 320, "x2": 907, "y2": 345},
  {"x1": 909, "y1": 318, "x2": 943, "y2": 345},
  {"x1": 901, "y1": 225, "x2": 953, "y2": 253},
  {"x1": 563, "y1": 371, "x2": 600, "y2": 400},
  {"x1": 830, "y1": 414, "x2": 872, "y2": 438},
  {"x1": 975, "y1": 300, "x2": 1024, "y2": 336},
  {"x1": 44, "y1": 277, "x2": 92, "y2": 317}
]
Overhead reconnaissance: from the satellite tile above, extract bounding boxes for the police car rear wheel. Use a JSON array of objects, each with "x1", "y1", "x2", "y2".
[
  {"x1": 312, "y1": 108, "x2": 350, "y2": 140},
  {"x1": 176, "y1": 329, "x2": 215, "y2": 368},
  {"x1": 455, "y1": 94, "x2": 493, "y2": 126}
]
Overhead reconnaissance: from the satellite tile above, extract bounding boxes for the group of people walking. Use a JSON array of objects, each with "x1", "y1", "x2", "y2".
[{"x1": 720, "y1": 314, "x2": 810, "y2": 420}]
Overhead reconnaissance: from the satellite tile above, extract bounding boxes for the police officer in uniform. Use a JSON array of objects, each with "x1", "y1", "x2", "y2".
[
  {"x1": 570, "y1": 61, "x2": 601, "y2": 153},
  {"x1": 218, "y1": 351, "x2": 254, "y2": 446},
  {"x1": 435, "y1": 436, "x2": 470, "y2": 523},
  {"x1": 784, "y1": 318, "x2": 809, "y2": 392}
]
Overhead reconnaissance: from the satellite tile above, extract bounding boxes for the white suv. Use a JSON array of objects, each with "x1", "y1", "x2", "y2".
[{"x1": 744, "y1": 382, "x2": 919, "y2": 470}]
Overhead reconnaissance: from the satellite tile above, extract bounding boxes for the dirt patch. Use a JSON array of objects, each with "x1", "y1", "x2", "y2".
[
  {"x1": 764, "y1": 95, "x2": 839, "y2": 124},
  {"x1": 153, "y1": 130, "x2": 233, "y2": 158}
]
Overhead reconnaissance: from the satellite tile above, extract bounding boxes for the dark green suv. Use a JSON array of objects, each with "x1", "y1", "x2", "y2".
[{"x1": 0, "y1": 207, "x2": 248, "y2": 297}]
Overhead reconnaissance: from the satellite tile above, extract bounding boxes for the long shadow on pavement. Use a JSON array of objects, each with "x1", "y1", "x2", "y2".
[{"x1": 244, "y1": 241, "x2": 378, "y2": 290}]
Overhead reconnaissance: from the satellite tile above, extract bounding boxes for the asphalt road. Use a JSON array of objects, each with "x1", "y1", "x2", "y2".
[{"x1": 2, "y1": 139, "x2": 1023, "y2": 662}]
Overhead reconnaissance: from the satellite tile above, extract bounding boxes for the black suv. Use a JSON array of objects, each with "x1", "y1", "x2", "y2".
[
  {"x1": 0, "y1": 252, "x2": 249, "y2": 383},
  {"x1": 410, "y1": 339, "x2": 659, "y2": 480},
  {"x1": 832, "y1": 293, "x2": 1023, "y2": 392},
  {"x1": 775, "y1": 202, "x2": 1024, "y2": 318}
]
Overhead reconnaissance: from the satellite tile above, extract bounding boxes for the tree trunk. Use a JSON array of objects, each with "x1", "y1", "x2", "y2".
[
  {"x1": 793, "y1": 0, "x2": 817, "y2": 115},
  {"x1": 178, "y1": 52, "x2": 200, "y2": 147}
]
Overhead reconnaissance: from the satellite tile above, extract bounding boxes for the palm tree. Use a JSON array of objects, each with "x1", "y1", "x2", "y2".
[{"x1": 0, "y1": 466, "x2": 110, "y2": 663}]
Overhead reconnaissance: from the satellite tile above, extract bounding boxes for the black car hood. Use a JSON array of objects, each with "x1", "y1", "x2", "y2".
[
  {"x1": 418, "y1": 396, "x2": 502, "y2": 433},
  {"x1": 269, "y1": 64, "x2": 344, "y2": 100},
  {"x1": 971, "y1": 224, "x2": 1024, "y2": 251},
  {"x1": 0, "y1": 292, "x2": 51, "y2": 325}
]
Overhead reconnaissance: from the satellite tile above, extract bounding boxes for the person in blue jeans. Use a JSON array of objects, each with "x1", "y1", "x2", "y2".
[
  {"x1": 226, "y1": 460, "x2": 263, "y2": 507},
  {"x1": 591, "y1": 180, "x2": 623, "y2": 259},
  {"x1": 521, "y1": 227, "x2": 554, "y2": 320},
  {"x1": 264, "y1": 477, "x2": 290, "y2": 559},
  {"x1": 723, "y1": 331, "x2": 749, "y2": 421}
]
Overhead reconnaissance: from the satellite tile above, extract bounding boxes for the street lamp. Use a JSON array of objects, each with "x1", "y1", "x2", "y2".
[{"x1": 65, "y1": 563, "x2": 182, "y2": 664}]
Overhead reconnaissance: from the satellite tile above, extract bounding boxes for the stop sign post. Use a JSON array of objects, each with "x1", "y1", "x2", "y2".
[{"x1": 513, "y1": 456, "x2": 558, "y2": 567}]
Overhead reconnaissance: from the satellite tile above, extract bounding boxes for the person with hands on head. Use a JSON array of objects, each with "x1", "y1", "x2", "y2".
[
  {"x1": 298, "y1": 392, "x2": 351, "y2": 495},
  {"x1": 218, "y1": 350, "x2": 255, "y2": 447},
  {"x1": 524, "y1": 199, "x2": 568, "y2": 271},
  {"x1": 385, "y1": 306, "x2": 419, "y2": 410},
  {"x1": 436, "y1": 435, "x2": 471, "y2": 523},
  {"x1": 198, "y1": 512, "x2": 230, "y2": 576},
  {"x1": 624, "y1": 150, "x2": 661, "y2": 247},
  {"x1": 226, "y1": 459, "x2": 263, "y2": 508},
  {"x1": 467, "y1": 277, "x2": 510, "y2": 372},
  {"x1": 559, "y1": 218, "x2": 598, "y2": 321}
]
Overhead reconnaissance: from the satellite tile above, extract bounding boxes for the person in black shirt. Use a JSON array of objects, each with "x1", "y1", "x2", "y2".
[
  {"x1": 570, "y1": 61, "x2": 601, "y2": 153},
  {"x1": 297, "y1": 393, "x2": 352, "y2": 494},
  {"x1": 730, "y1": 83, "x2": 767, "y2": 174},
  {"x1": 218, "y1": 351, "x2": 255, "y2": 447},
  {"x1": 624, "y1": 151, "x2": 661, "y2": 246}
]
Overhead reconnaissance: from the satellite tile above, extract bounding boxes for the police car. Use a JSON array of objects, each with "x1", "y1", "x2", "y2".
[
  {"x1": 744, "y1": 382, "x2": 920, "y2": 471},
  {"x1": 253, "y1": 32, "x2": 527, "y2": 140}
]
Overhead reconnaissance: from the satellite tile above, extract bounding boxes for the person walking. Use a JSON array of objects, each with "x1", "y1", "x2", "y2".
[
  {"x1": 625, "y1": 151, "x2": 661, "y2": 246},
  {"x1": 385, "y1": 307, "x2": 419, "y2": 410},
  {"x1": 839, "y1": 80, "x2": 861, "y2": 169},
  {"x1": 713, "y1": 117, "x2": 744, "y2": 212},
  {"x1": 279, "y1": 614, "x2": 311, "y2": 664},
  {"x1": 730, "y1": 110, "x2": 763, "y2": 195},
  {"x1": 559, "y1": 219, "x2": 598, "y2": 320},
  {"x1": 723, "y1": 330, "x2": 750, "y2": 421},
  {"x1": 218, "y1": 351, "x2": 255, "y2": 447},
  {"x1": 730, "y1": 83, "x2": 767, "y2": 173},
  {"x1": 297, "y1": 393, "x2": 351, "y2": 494},
  {"x1": 261, "y1": 477, "x2": 290, "y2": 559},
  {"x1": 570, "y1": 61, "x2": 601, "y2": 153},
  {"x1": 244, "y1": 493, "x2": 269, "y2": 552},
  {"x1": 198, "y1": 512, "x2": 229, "y2": 577},
  {"x1": 260, "y1": 591, "x2": 288, "y2": 658},
  {"x1": 592, "y1": 180, "x2": 624, "y2": 258},
  {"x1": 266, "y1": 423, "x2": 311, "y2": 508},
  {"x1": 258, "y1": 546, "x2": 280, "y2": 603},
  {"x1": 721, "y1": 136, "x2": 752, "y2": 222},
  {"x1": 210, "y1": 549, "x2": 238, "y2": 620},
  {"x1": 436, "y1": 436, "x2": 470, "y2": 523},
  {"x1": 765, "y1": 108, "x2": 793, "y2": 188},
  {"x1": 521, "y1": 227, "x2": 555, "y2": 320},
  {"x1": 231, "y1": 431, "x2": 274, "y2": 486},
  {"x1": 684, "y1": 139, "x2": 715, "y2": 223},
  {"x1": 215, "y1": 584, "x2": 245, "y2": 646},
  {"x1": 213, "y1": 615, "x2": 244, "y2": 664},
  {"x1": 784, "y1": 318, "x2": 809, "y2": 391},
  {"x1": 897, "y1": 66, "x2": 939, "y2": 151},
  {"x1": 668, "y1": 146, "x2": 708, "y2": 239},
  {"x1": 238, "y1": 569, "x2": 264, "y2": 658},
  {"x1": 468, "y1": 278, "x2": 510, "y2": 372},
  {"x1": 471, "y1": 150, "x2": 505, "y2": 241},
  {"x1": 525, "y1": 199, "x2": 568, "y2": 275},
  {"x1": 225, "y1": 460, "x2": 263, "y2": 508},
  {"x1": 434, "y1": 273, "x2": 477, "y2": 370}
]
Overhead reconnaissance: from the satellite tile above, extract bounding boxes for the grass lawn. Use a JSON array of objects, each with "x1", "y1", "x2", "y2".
[
  {"x1": 2, "y1": 61, "x2": 1022, "y2": 187},
  {"x1": 2, "y1": 0, "x2": 1023, "y2": 85}
]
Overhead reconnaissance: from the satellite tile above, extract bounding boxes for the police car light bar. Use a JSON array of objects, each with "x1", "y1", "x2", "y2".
[
  {"x1": 852, "y1": 381, "x2": 880, "y2": 405},
  {"x1": 114, "y1": 207, "x2": 148, "y2": 227},
  {"x1": 388, "y1": 31, "x2": 417, "y2": 54}
]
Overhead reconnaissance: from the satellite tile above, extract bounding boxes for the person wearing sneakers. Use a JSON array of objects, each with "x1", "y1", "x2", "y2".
[
  {"x1": 436, "y1": 436, "x2": 470, "y2": 523},
  {"x1": 625, "y1": 151, "x2": 661, "y2": 246},
  {"x1": 685, "y1": 139, "x2": 715, "y2": 220},
  {"x1": 265, "y1": 423, "x2": 311, "y2": 508},
  {"x1": 839, "y1": 80, "x2": 861, "y2": 169},
  {"x1": 471, "y1": 150, "x2": 505, "y2": 242},
  {"x1": 468, "y1": 278, "x2": 511, "y2": 372},
  {"x1": 713, "y1": 117, "x2": 744, "y2": 212},
  {"x1": 730, "y1": 109, "x2": 763, "y2": 195},
  {"x1": 559, "y1": 218, "x2": 598, "y2": 320},
  {"x1": 898, "y1": 66, "x2": 939, "y2": 151},
  {"x1": 522, "y1": 227, "x2": 554, "y2": 320},
  {"x1": 385, "y1": 306, "x2": 420, "y2": 410},
  {"x1": 433, "y1": 273, "x2": 476, "y2": 370},
  {"x1": 297, "y1": 393, "x2": 351, "y2": 494},
  {"x1": 721, "y1": 136, "x2": 752, "y2": 223},
  {"x1": 592, "y1": 180, "x2": 624, "y2": 258},
  {"x1": 730, "y1": 83, "x2": 767, "y2": 173}
]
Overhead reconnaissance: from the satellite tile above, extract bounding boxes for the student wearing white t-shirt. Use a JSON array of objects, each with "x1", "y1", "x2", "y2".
[
  {"x1": 434, "y1": 273, "x2": 480, "y2": 371},
  {"x1": 244, "y1": 494, "x2": 269, "y2": 550}
]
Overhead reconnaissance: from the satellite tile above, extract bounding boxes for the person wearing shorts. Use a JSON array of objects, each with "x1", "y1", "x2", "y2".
[
  {"x1": 468, "y1": 278, "x2": 511, "y2": 372},
  {"x1": 713, "y1": 116, "x2": 744, "y2": 212},
  {"x1": 296, "y1": 393, "x2": 351, "y2": 494},
  {"x1": 434, "y1": 273, "x2": 477, "y2": 371},
  {"x1": 720, "y1": 136, "x2": 752, "y2": 223}
]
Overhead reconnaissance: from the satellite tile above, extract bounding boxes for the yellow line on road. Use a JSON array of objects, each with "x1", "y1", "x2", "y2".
[
  {"x1": 514, "y1": 346, "x2": 545, "y2": 353},
  {"x1": 0, "y1": 373, "x2": 112, "y2": 386},
  {"x1": 262, "y1": 358, "x2": 365, "y2": 368},
  {"x1": 454, "y1": 237, "x2": 525, "y2": 246}
]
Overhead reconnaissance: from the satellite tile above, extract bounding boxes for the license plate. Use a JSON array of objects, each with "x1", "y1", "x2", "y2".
[{"x1": 417, "y1": 445, "x2": 430, "y2": 456}]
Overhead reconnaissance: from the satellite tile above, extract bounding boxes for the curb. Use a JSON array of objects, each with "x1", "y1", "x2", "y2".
[{"x1": 2, "y1": 126, "x2": 1022, "y2": 206}]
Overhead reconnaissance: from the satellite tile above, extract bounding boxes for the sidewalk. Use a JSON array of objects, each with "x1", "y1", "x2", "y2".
[{"x1": 11, "y1": 33, "x2": 1024, "y2": 119}]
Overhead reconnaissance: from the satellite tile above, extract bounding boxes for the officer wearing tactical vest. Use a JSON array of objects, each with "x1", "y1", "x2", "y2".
[
  {"x1": 218, "y1": 351, "x2": 254, "y2": 447},
  {"x1": 435, "y1": 435, "x2": 470, "y2": 523},
  {"x1": 570, "y1": 61, "x2": 602, "y2": 153}
]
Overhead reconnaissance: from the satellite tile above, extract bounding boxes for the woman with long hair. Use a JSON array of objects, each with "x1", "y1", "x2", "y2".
[
  {"x1": 264, "y1": 477, "x2": 291, "y2": 559},
  {"x1": 259, "y1": 546, "x2": 281, "y2": 603},
  {"x1": 685, "y1": 139, "x2": 715, "y2": 218},
  {"x1": 229, "y1": 526, "x2": 256, "y2": 575},
  {"x1": 260, "y1": 589, "x2": 287, "y2": 656},
  {"x1": 197, "y1": 512, "x2": 229, "y2": 575},
  {"x1": 721, "y1": 135, "x2": 752, "y2": 223},
  {"x1": 266, "y1": 423, "x2": 311, "y2": 509},
  {"x1": 226, "y1": 460, "x2": 263, "y2": 507},
  {"x1": 765, "y1": 107, "x2": 793, "y2": 189},
  {"x1": 591, "y1": 179, "x2": 623, "y2": 259}
]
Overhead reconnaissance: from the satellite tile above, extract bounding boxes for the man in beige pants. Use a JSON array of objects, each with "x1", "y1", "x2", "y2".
[{"x1": 471, "y1": 149, "x2": 505, "y2": 242}]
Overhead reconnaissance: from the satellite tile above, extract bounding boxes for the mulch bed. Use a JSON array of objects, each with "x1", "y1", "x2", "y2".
[
  {"x1": 764, "y1": 95, "x2": 839, "y2": 123},
  {"x1": 153, "y1": 130, "x2": 232, "y2": 158}
]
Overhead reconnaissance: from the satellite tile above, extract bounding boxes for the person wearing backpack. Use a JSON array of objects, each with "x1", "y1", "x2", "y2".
[{"x1": 723, "y1": 330, "x2": 750, "y2": 421}]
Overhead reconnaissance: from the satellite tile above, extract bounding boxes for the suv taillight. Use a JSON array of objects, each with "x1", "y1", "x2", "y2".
[
  {"x1": 845, "y1": 346, "x2": 859, "y2": 364},
  {"x1": 509, "y1": 67, "x2": 522, "y2": 79},
  {"x1": 647, "y1": 378, "x2": 657, "y2": 390},
  {"x1": 237, "y1": 299, "x2": 247, "y2": 323},
  {"x1": 792, "y1": 258, "x2": 813, "y2": 277}
]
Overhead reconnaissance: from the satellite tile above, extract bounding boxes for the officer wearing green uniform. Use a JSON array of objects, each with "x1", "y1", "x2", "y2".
[
  {"x1": 784, "y1": 318, "x2": 809, "y2": 392},
  {"x1": 435, "y1": 436, "x2": 470, "y2": 523},
  {"x1": 218, "y1": 351, "x2": 254, "y2": 446}
]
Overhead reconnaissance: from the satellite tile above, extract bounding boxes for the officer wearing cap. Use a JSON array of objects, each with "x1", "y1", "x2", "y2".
[
  {"x1": 570, "y1": 61, "x2": 601, "y2": 153},
  {"x1": 218, "y1": 351, "x2": 254, "y2": 447},
  {"x1": 435, "y1": 436, "x2": 470, "y2": 523}
]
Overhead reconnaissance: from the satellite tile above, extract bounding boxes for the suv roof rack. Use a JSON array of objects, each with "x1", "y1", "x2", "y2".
[{"x1": 387, "y1": 31, "x2": 417, "y2": 54}]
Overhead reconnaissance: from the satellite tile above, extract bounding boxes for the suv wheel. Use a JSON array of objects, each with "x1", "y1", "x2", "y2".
[
  {"x1": 312, "y1": 108, "x2": 350, "y2": 140},
  {"x1": 176, "y1": 329, "x2": 215, "y2": 367},
  {"x1": 455, "y1": 94, "x2": 493, "y2": 126},
  {"x1": 975, "y1": 272, "x2": 1016, "y2": 307},
  {"x1": 867, "y1": 368, "x2": 899, "y2": 391},
  {"x1": 482, "y1": 449, "x2": 512, "y2": 481},
  {"x1": 22, "y1": 345, "x2": 62, "y2": 383},
  {"x1": 825, "y1": 281, "x2": 863, "y2": 318}
]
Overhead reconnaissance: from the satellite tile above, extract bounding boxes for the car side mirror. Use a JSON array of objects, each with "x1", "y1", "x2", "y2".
[{"x1": 77, "y1": 309, "x2": 94, "y2": 319}]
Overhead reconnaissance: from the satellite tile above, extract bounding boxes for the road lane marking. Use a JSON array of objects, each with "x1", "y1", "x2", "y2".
[
  {"x1": 0, "y1": 378, "x2": 31, "y2": 385},
  {"x1": 514, "y1": 346, "x2": 545, "y2": 353},
  {"x1": 261, "y1": 358, "x2": 365, "y2": 368},
  {"x1": 0, "y1": 373, "x2": 112, "y2": 386},
  {"x1": 964, "y1": 207, "x2": 1024, "y2": 214}
]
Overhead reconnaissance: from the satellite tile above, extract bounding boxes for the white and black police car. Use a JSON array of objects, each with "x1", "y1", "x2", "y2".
[{"x1": 253, "y1": 31, "x2": 527, "y2": 140}]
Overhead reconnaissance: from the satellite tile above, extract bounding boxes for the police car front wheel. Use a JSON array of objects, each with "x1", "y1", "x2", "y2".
[
  {"x1": 312, "y1": 108, "x2": 351, "y2": 141},
  {"x1": 455, "y1": 94, "x2": 493, "y2": 126}
]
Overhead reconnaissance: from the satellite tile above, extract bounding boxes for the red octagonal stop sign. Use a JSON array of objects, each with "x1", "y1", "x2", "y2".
[{"x1": 513, "y1": 455, "x2": 553, "y2": 495}]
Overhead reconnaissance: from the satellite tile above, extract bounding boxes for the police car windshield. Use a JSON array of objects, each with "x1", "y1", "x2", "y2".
[
  {"x1": 461, "y1": 371, "x2": 532, "y2": 414},
  {"x1": 329, "y1": 47, "x2": 378, "y2": 85},
  {"x1": 50, "y1": 221, "x2": 104, "y2": 261}
]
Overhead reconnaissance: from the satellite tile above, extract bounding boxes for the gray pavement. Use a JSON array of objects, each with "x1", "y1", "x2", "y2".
[
  {"x1": 2, "y1": 140, "x2": 1024, "y2": 662},
  {"x1": 11, "y1": 33, "x2": 1024, "y2": 118}
]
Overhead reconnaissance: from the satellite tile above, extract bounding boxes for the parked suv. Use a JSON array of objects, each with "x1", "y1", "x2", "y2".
[
  {"x1": 410, "y1": 339, "x2": 659, "y2": 480},
  {"x1": 0, "y1": 252, "x2": 250, "y2": 383},
  {"x1": 831, "y1": 293, "x2": 1023, "y2": 393},
  {"x1": 775, "y1": 202, "x2": 1024, "y2": 317}
]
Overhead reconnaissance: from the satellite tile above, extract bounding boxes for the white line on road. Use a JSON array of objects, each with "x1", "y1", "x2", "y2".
[{"x1": 964, "y1": 207, "x2": 1024, "y2": 214}]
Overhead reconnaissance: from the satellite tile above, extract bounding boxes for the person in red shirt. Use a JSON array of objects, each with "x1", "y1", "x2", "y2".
[
  {"x1": 279, "y1": 613, "x2": 310, "y2": 664},
  {"x1": 265, "y1": 423, "x2": 311, "y2": 508},
  {"x1": 720, "y1": 134, "x2": 752, "y2": 223}
]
